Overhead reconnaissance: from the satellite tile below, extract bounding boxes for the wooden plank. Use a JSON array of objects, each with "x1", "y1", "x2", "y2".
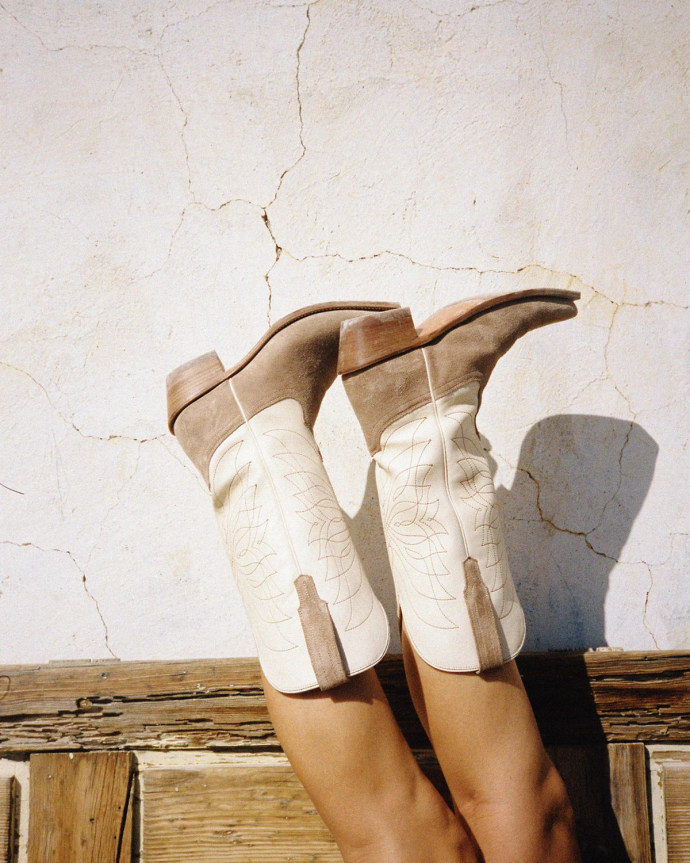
[
  {"x1": 143, "y1": 764, "x2": 342, "y2": 862},
  {"x1": 519, "y1": 651, "x2": 690, "y2": 745},
  {"x1": 609, "y1": 744, "x2": 652, "y2": 863},
  {"x1": 0, "y1": 659, "x2": 272, "y2": 753},
  {"x1": 662, "y1": 761, "x2": 690, "y2": 862},
  {"x1": 547, "y1": 744, "x2": 654, "y2": 863},
  {"x1": 548, "y1": 744, "x2": 627, "y2": 862},
  {"x1": 0, "y1": 777, "x2": 15, "y2": 863},
  {"x1": 0, "y1": 653, "x2": 689, "y2": 752},
  {"x1": 27, "y1": 752, "x2": 133, "y2": 863}
]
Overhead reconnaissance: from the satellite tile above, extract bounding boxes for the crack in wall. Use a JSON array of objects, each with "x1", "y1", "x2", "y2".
[
  {"x1": 262, "y1": 211, "x2": 281, "y2": 326},
  {"x1": 82, "y1": 442, "x2": 145, "y2": 576},
  {"x1": 260, "y1": 3, "x2": 313, "y2": 324},
  {"x1": 499, "y1": 447, "x2": 673, "y2": 647},
  {"x1": 134, "y1": 204, "x2": 190, "y2": 285},
  {"x1": 150, "y1": 4, "x2": 315, "y2": 326},
  {"x1": 277, "y1": 249, "x2": 689, "y2": 317},
  {"x1": 156, "y1": 1, "x2": 232, "y2": 46},
  {"x1": 0, "y1": 360, "x2": 164, "y2": 444},
  {"x1": 409, "y1": 0, "x2": 532, "y2": 22},
  {"x1": 0, "y1": 3, "x2": 145, "y2": 54},
  {"x1": 537, "y1": 5, "x2": 578, "y2": 171},
  {"x1": 0, "y1": 541, "x2": 117, "y2": 658},
  {"x1": 156, "y1": 437, "x2": 207, "y2": 489},
  {"x1": 0, "y1": 482, "x2": 23, "y2": 495},
  {"x1": 265, "y1": 4, "x2": 311, "y2": 210},
  {"x1": 155, "y1": 56, "x2": 193, "y2": 202},
  {"x1": 642, "y1": 562, "x2": 660, "y2": 649},
  {"x1": 286, "y1": 247, "x2": 531, "y2": 274},
  {"x1": 515, "y1": 464, "x2": 619, "y2": 563},
  {"x1": 603, "y1": 303, "x2": 636, "y2": 417}
]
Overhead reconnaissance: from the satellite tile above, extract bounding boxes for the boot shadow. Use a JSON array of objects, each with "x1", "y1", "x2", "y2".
[
  {"x1": 345, "y1": 415, "x2": 658, "y2": 652},
  {"x1": 488, "y1": 415, "x2": 658, "y2": 650}
]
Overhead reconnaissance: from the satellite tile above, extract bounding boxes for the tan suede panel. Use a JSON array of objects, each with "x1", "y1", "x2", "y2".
[
  {"x1": 231, "y1": 309, "x2": 365, "y2": 431},
  {"x1": 423, "y1": 297, "x2": 578, "y2": 404},
  {"x1": 342, "y1": 348, "x2": 432, "y2": 455},
  {"x1": 173, "y1": 381, "x2": 242, "y2": 485},
  {"x1": 295, "y1": 574, "x2": 349, "y2": 690},
  {"x1": 344, "y1": 297, "x2": 578, "y2": 454},
  {"x1": 175, "y1": 308, "x2": 380, "y2": 486},
  {"x1": 463, "y1": 557, "x2": 505, "y2": 672}
]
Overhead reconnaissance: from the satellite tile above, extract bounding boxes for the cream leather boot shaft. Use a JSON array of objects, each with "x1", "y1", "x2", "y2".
[
  {"x1": 339, "y1": 290, "x2": 579, "y2": 673},
  {"x1": 168, "y1": 302, "x2": 395, "y2": 693}
]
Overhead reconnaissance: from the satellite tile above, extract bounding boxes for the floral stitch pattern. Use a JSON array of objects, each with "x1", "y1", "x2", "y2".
[
  {"x1": 445, "y1": 402, "x2": 512, "y2": 617},
  {"x1": 264, "y1": 426, "x2": 373, "y2": 632},
  {"x1": 377, "y1": 416, "x2": 459, "y2": 629},
  {"x1": 214, "y1": 437, "x2": 298, "y2": 654}
]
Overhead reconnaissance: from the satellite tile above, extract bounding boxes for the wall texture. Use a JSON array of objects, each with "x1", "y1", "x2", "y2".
[{"x1": 1, "y1": 0, "x2": 688, "y2": 663}]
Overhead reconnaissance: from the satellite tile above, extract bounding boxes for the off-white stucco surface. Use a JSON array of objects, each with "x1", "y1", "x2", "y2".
[{"x1": 1, "y1": 0, "x2": 688, "y2": 662}]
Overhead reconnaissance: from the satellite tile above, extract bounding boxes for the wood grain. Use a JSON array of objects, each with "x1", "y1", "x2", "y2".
[
  {"x1": 548, "y1": 744, "x2": 632, "y2": 863},
  {"x1": 662, "y1": 761, "x2": 690, "y2": 862},
  {"x1": 143, "y1": 764, "x2": 342, "y2": 862},
  {"x1": 27, "y1": 752, "x2": 133, "y2": 863},
  {"x1": 0, "y1": 777, "x2": 14, "y2": 863},
  {"x1": 0, "y1": 653, "x2": 688, "y2": 753},
  {"x1": 609, "y1": 744, "x2": 652, "y2": 863}
]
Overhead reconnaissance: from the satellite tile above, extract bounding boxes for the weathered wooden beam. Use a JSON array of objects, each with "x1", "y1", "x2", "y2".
[
  {"x1": 0, "y1": 652, "x2": 688, "y2": 753},
  {"x1": 519, "y1": 651, "x2": 690, "y2": 745}
]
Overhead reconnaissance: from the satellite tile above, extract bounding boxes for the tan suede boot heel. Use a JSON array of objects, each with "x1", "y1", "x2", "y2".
[{"x1": 337, "y1": 288, "x2": 581, "y2": 375}]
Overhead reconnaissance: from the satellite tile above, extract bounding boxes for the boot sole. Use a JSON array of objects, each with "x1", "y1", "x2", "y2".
[
  {"x1": 337, "y1": 288, "x2": 581, "y2": 376},
  {"x1": 167, "y1": 300, "x2": 400, "y2": 432}
]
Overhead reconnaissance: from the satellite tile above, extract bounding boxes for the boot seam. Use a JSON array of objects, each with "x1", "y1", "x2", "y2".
[
  {"x1": 420, "y1": 348, "x2": 472, "y2": 560},
  {"x1": 225, "y1": 384, "x2": 304, "y2": 577}
]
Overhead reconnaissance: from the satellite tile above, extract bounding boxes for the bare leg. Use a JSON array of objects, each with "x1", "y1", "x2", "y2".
[
  {"x1": 263, "y1": 668, "x2": 478, "y2": 863},
  {"x1": 402, "y1": 626, "x2": 581, "y2": 863}
]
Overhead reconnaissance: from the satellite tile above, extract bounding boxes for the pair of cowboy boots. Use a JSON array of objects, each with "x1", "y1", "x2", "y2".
[{"x1": 167, "y1": 290, "x2": 578, "y2": 693}]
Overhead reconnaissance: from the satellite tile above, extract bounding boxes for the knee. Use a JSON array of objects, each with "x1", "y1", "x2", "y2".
[
  {"x1": 540, "y1": 764, "x2": 576, "y2": 833},
  {"x1": 534, "y1": 763, "x2": 580, "y2": 859},
  {"x1": 454, "y1": 760, "x2": 579, "y2": 862}
]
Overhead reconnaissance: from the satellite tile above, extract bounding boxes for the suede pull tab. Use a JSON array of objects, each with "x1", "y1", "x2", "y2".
[
  {"x1": 463, "y1": 557, "x2": 505, "y2": 672},
  {"x1": 295, "y1": 575, "x2": 348, "y2": 690}
]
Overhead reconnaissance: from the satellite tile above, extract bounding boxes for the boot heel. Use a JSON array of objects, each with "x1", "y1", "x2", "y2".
[
  {"x1": 337, "y1": 307, "x2": 420, "y2": 375},
  {"x1": 166, "y1": 351, "x2": 226, "y2": 433}
]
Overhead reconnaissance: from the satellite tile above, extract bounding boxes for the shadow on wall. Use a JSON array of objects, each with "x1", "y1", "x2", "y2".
[
  {"x1": 493, "y1": 415, "x2": 658, "y2": 650},
  {"x1": 346, "y1": 415, "x2": 658, "y2": 652}
]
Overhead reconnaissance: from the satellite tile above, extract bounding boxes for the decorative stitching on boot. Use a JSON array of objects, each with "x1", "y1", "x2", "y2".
[
  {"x1": 264, "y1": 426, "x2": 375, "y2": 632},
  {"x1": 377, "y1": 416, "x2": 453, "y2": 629},
  {"x1": 445, "y1": 400, "x2": 511, "y2": 615}
]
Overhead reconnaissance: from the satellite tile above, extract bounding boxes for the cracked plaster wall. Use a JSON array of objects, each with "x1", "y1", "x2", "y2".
[{"x1": 1, "y1": 0, "x2": 688, "y2": 663}]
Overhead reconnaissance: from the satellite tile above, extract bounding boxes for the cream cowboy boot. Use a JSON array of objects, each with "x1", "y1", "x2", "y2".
[
  {"x1": 338, "y1": 289, "x2": 579, "y2": 673},
  {"x1": 167, "y1": 302, "x2": 396, "y2": 693}
]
